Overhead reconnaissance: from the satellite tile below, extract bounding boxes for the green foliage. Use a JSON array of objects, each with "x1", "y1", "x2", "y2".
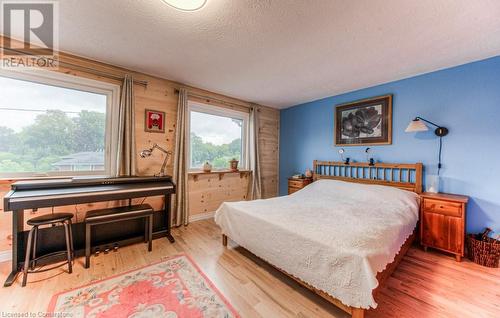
[
  {"x1": 17, "y1": 110, "x2": 75, "y2": 159},
  {"x1": 0, "y1": 110, "x2": 105, "y2": 174},
  {"x1": 0, "y1": 127, "x2": 17, "y2": 152},
  {"x1": 190, "y1": 132, "x2": 241, "y2": 169},
  {"x1": 72, "y1": 110, "x2": 106, "y2": 151}
]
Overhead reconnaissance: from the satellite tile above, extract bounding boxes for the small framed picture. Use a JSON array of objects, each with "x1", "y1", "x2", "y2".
[
  {"x1": 334, "y1": 95, "x2": 392, "y2": 146},
  {"x1": 145, "y1": 109, "x2": 165, "y2": 133}
]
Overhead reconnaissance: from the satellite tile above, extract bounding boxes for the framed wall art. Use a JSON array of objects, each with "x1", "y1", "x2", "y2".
[
  {"x1": 144, "y1": 109, "x2": 165, "y2": 133},
  {"x1": 334, "y1": 94, "x2": 392, "y2": 146}
]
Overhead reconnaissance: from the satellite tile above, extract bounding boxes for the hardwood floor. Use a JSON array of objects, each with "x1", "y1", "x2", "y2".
[{"x1": 1, "y1": 219, "x2": 499, "y2": 317}]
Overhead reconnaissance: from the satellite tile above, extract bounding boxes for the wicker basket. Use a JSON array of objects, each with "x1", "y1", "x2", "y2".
[{"x1": 467, "y1": 230, "x2": 500, "y2": 268}]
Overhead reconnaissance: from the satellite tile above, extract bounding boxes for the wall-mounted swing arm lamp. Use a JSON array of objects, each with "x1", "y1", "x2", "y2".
[
  {"x1": 405, "y1": 116, "x2": 449, "y2": 175},
  {"x1": 140, "y1": 143, "x2": 172, "y2": 177},
  {"x1": 405, "y1": 117, "x2": 449, "y2": 137}
]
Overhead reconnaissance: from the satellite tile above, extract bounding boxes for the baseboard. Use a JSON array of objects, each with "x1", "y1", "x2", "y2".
[
  {"x1": 189, "y1": 211, "x2": 215, "y2": 223},
  {"x1": 0, "y1": 250, "x2": 12, "y2": 263}
]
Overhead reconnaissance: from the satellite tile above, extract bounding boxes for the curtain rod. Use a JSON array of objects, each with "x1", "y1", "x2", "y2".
[
  {"x1": 174, "y1": 89, "x2": 256, "y2": 110},
  {"x1": 0, "y1": 46, "x2": 148, "y2": 87},
  {"x1": 58, "y1": 61, "x2": 148, "y2": 87}
]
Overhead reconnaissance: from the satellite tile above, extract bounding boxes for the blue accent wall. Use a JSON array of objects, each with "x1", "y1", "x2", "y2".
[{"x1": 279, "y1": 56, "x2": 500, "y2": 234}]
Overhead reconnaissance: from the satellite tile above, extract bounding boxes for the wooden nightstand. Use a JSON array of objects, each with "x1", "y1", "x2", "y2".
[
  {"x1": 288, "y1": 177, "x2": 313, "y2": 194},
  {"x1": 420, "y1": 192, "x2": 469, "y2": 262}
]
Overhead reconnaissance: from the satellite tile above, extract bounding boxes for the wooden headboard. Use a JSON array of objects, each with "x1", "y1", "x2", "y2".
[{"x1": 313, "y1": 161, "x2": 423, "y2": 193}]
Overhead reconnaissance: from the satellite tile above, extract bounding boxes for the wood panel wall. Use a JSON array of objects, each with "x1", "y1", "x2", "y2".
[
  {"x1": 188, "y1": 172, "x2": 251, "y2": 218},
  {"x1": 259, "y1": 107, "x2": 280, "y2": 199},
  {"x1": 0, "y1": 36, "x2": 280, "y2": 252}
]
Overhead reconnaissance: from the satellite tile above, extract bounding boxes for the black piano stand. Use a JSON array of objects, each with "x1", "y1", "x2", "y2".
[
  {"x1": 4, "y1": 200, "x2": 175, "y2": 287},
  {"x1": 4, "y1": 209, "x2": 25, "y2": 287}
]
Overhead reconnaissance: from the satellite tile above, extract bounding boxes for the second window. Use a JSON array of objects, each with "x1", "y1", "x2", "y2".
[{"x1": 188, "y1": 102, "x2": 248, "y2": 171}]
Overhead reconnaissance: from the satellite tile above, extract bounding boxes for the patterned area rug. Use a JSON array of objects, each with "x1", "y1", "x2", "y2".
[{"x1": 48, "y1": 254, "x2": 239, "y2": 318}]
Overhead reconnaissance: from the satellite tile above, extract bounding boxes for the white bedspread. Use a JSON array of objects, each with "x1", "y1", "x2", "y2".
[{"x1": 214, "y1": 179, "x2": 420, "y2": 309}]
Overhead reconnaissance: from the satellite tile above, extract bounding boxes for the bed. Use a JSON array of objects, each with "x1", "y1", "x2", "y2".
[{"x1": 215, "y1": 161, "x2": 423, "y2": 318}]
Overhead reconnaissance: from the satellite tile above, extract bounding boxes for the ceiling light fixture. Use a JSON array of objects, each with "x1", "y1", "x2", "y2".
[{"x1": 161, "y1": 0, "x2": 207, "y2": 11}]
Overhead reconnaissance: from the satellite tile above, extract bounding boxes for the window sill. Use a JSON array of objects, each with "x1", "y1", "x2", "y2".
[
  {"x1": 0, "y1": 174, "x2": 108, "y2": 184},
  {"x1": 188, "y1": 169, "x2": 252, "y2": 181}
]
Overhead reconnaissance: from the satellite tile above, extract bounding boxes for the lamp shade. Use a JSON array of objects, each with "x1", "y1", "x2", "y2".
[
  {"x1": 405, "y1": 119, "x2": 429, "y2": 132},
  {"x1": 139, "y1": 149, "x2": 152, "y2": 158}
]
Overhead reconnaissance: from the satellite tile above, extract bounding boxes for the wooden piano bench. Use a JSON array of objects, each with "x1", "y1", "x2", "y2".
[{"x1": 84, "y1": 204, "x2": 154, "y2": 268}]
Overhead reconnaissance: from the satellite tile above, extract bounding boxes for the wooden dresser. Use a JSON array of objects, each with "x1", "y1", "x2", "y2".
[
  {"x1": 420, "y1": 192, "x2": 469, "y2": 262},
  {"x1": 288, "y1": 177, "x2": 313, "y2": 194}
]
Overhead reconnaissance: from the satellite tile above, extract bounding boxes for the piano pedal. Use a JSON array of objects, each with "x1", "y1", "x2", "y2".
[
  {"x1": 113, "y1": 244, "x2": 119, "y2": 252},
  {"x1": 104, "y1": 247, "x2": 110, "y2": 254},
  {"x1": 95, "y1": 248, "x2": 100, "y2": 256}
]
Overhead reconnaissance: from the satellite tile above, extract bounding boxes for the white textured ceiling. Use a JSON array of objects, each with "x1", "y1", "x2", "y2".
[{"x1": 10, "y1": 0, "x2": 500, "y2": 108}]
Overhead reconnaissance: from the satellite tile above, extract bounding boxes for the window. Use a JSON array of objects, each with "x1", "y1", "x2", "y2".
[
  {"x1": 0, "y1": 70, "x2": 119, "y2": 177},
  {"x1": 188, "y1": 102, "x2": 249, "y2": 170}
]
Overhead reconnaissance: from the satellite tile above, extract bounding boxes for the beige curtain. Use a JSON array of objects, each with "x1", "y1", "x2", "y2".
[
  {"x1": 172, "y1": 88, "x2": 189, "y2": 226},
  {"x1": 249, "y1": 106, "x2": 262, "y2": 199},
  {"x1": 115, "y1": 75, "x2": 136, "y2": 176}
]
